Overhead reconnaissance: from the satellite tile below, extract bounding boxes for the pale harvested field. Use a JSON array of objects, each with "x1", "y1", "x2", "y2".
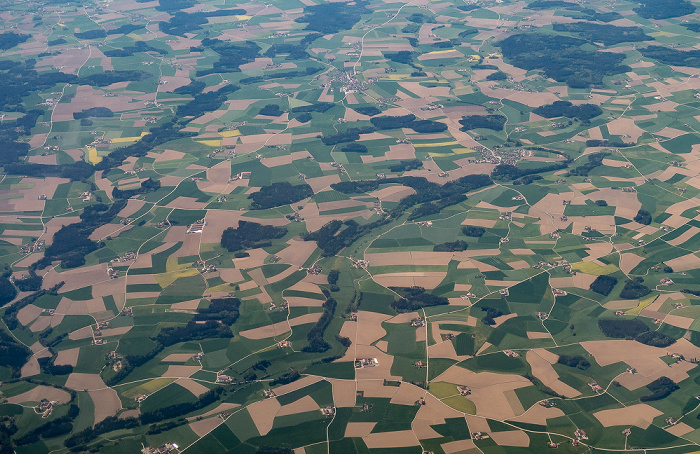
[
  {"x1": 56, "y1": 297, "x2": 106, "y2": 315},
  {"x1": 21, "y1": 357, "x2": 40, "y2": 377},
  {"x1": 604, "y1": 300, "x2": 639, "y2": 310},
  {"x1": 594, "y1": 404, "x2": 662, "y2": 428},
  {"x1": 275, "y1": 238, "x2": 318, "y2": 267},
  {"x1": 329, "y1": 379, "x2": 356, "y2": 407},
  {"x1": 668, "y1": 226, "x2": 700, "y2": 246},
  {"x1": 583, "y1": 340, "x2": 697, "y2": 390},
  {"x1": 373, "y1": 272, "x2": 447, "y2": 289},
  {"x1": 666, "y1": 253, "x2": 700, "y2": 272},
  {"x1": 356, "y1": 311, "x2": 391, "y2": 345},
  {"x1": 277, "y1": 395, "x2": 320, "y2": 416},
  {"x1": 335, "y1": 322, "x2": 358, "y2": 362},
  {"x1": 511, "y1": 403, "x2": 564, "y2": 426},
  {"x1": 17, "y1": 304, "x2": 43, "y2": 326},
  {"x1": 619, "y1": 253, "x2": 645, "y2": 274},
  {"x1": 305, "y1": 174, "x2": 342, "y2": 193},
  {"x1": 189, "y1": 417, "x2": 223, "y2": 437},
  {"x1": 30, "y1": 316, "x2": 52, "y2": 332},
  {"x1": 369, "y1": 185, "x2": 416, "y2": 203},
  {"x1": 386, "y1": 312, "x2": 419, "y2": 324},
  {"x1": 666, "y1": 422, "x2": 694, "y2": 437},
  {"x1": 43, "y1": 216, "x2": 81, "y2": 246},
  {"x1": 357, "y1": 380, "x2": 400, "y2": 399},
  {"x1": 364, "y1": 430, "x2": 420, "y2": 449},
  {"x1": 355, "y1": 345, "x2": 400, "y2": 380},
  {"x1": 465, "y1": 414, "x2": 491, "y2": 433},
  {"x1": 89, "y1": 388, "x2": 122, "y2": 424},
  {"x1": 428, "y1": 339, "x2": 461, "y2": 360},
  {"x1": 239, "y1": 313, "x2": 322, "y2": 339},
  {"x1": 247, "y1": 398, "x2": 281, "y2": 436},
  {"x1": 162, "y1": 353, "x2": 196, "y2": 362},
  {"x1": 607, "y1": 118, "x2": 645, "y2": 142},
  {"x1": 189, "y1": 402, "x2": 240, "y2": 420},
  {"x1": 219, "y1": 268, "x2": 244, "y2": 284},
  {"x1": 65, "y1": 373, "x2": 107, "y2": 391},
  {"x1": 287, "y1": 281, "x2": 324, "y2": 295},
  {"x1": 200, "y1": 210, "x2": 243, "y2": 243},
  {"x1": 7, "y1": 385, "x2": 71, "y2": 404},
  {"x1": 433, "y1": 367, "x2": 531, "y2": 420},
  {"x1": 166, "y1": 196, "x2": 208, "y2": 210},
  {"x1": 170, "y1": 300, "x2": 202, "y2": 311},
  {"x1": 345, "y1": 422, "x2": 376, "y2": 438},
  {"x1": 162, "y1": 365, "x2": 200, "y2": 378},
  {"x1": 526, "y1": 332, "x2": 552, "y2": 339},
  {"x1": 441, "y1": 439, "x2": 477, "y2": 454},
  {"x1": 490, "y1": 430, "x2": 530, "y2": 447},
  {"x1": 275, "y1": 376, "x2": 324, "y2": 397},
  {"x1": 526, "y1": 350, "x2": 580, "y2": 398},
  {"x1": 390, "y1": 382, "x2": 425, "y2": 406},
  {"x1": 116, "y1": 199, "x2": 146, "y2": 219},
  {"x1": 55, "y1": 347, "x2": 80, "y2": 367},
  {"x1": 365, "y1": 251, "x2": 452, "y2": 266},
  {"x1": 43, "y1": 263, "x2": 111, "y2": 293},
  {"x1": 492, "y1": 313, "x2": 518, "y2": 327},
  {"x1": 232, "y1": 247, "x2": 269, "y2": 269},
  {"x1": 573, "y1": 272, "x2": 597, "y2": 289},
  {"x1": 68, "y1": 326, "x2": 93, "y2": 341}
]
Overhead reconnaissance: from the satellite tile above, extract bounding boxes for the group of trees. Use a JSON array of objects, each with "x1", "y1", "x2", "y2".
[
  {"x1": 459, "y1": 114, "x2": 507, "y2": 131},
  {"x1": 634, "y1": 0, "x2": 694, "y2": 19},
  {"x1": 433, "y1": 240, "x2": 468, "y2": 252},
  {"x1": 248, "y1": 181, "x2": 314, "y2": 210},
  {"x1": 552, "y1": 22, "x2": 650, "y2": 46},
  {"x1": 389, "y1": 159, "x2": 422, "y2": 173},
  {"x1": 65, "y1": 388, "x2": 224, "y2": 449},
  {"x1": 307, "y1": 174, "x2": 492, "y2": 255},
  {"x1": 321, "y1": 127, "x2": 374, "y2": 145},
  {"x1": 14, "y1": 404, "x2": 79, "y2": 445},
  {"x1": 295, "y1": 1, "x2": 369, "y2": 34},
  {"x1": 112, "y1": 177, "x2": 160, "y2": 199},
  {"x1": 491, "y1": 161, "x2": 570, "y2": 181},
  {"x1": 196, "y1": 39, "x2": 261, "y2": 76},
  {"x1": 35, "y1": 200, "x2": 127, "y2": 269},
  {"x1": 72, "y1": 107, "x2": 113, "y2": 120},
  {"x1": 619, "y1": 277, "x2": 651, "y2": 299},
  {"x1": 557, "y1": 354, "x2": 590, "y2": 370},
  {"x1": 159, "y1": 9, "x2": 245, "y2": 36},
  {"x1": 156, "y1": 320, "x2": 233, "y2": 347},
  {"x1": 103, "y1": 41, "x2": 167, "y2": 57},
  {"x1": 589, "y1": 275, "x2": 618, "y2": 296},
  {"x1": 568, "y1": 152, "x2": 606, "y2": 177},
  {"x1": 634, "y1": 209, "x2": 652, "y2": 225},
  {"x1": 194, "y1": 297, "x2": 241, "y2": 325},
  {"x1": 390, "y1": 286, "x2": 449, "y2": 311},
  {"x1": 259, "y1": 104, "x2": 284, "y2": 116},
  {"x1": 533, "y1": 101, "x2": 602, "y2": 121},
  {"x1": 303, "y1": 297, "x2": 337, "y2": 352},
  {"x1": 480, "y1": 307, "x2": 504, "y2": 325},
  {"x1": 220, "y1": 221, "x2": 288, "y2": 252},
  {"x1": 641, "y1": 376, "x2": 679, "y2": 402},
  {"x1": 462, "y1": 226, "x2": 485, "y2": 237},
  {"x1": 497, "y1": 33, "x2": 630, "y2": 88},
  {"x1": 0, "y1": 329, "x2": 31, "y2": 375},
  {"x1": 370, "y1": 114, "x2": 447, "y2": 134},
  {"x1": 95, "y1": 121, "x2": 193, "y2": 171},
  {"x1": 639, "y1": 46, "x2": 700, "y2": 68},
  {"x1": 598, "y1": 319, "x2": 675, "y2": 347}
]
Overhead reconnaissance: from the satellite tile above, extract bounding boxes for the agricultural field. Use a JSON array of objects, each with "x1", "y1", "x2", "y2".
[{"x1": 2, "y1": 0, "x2": 700, "y2": 453}]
